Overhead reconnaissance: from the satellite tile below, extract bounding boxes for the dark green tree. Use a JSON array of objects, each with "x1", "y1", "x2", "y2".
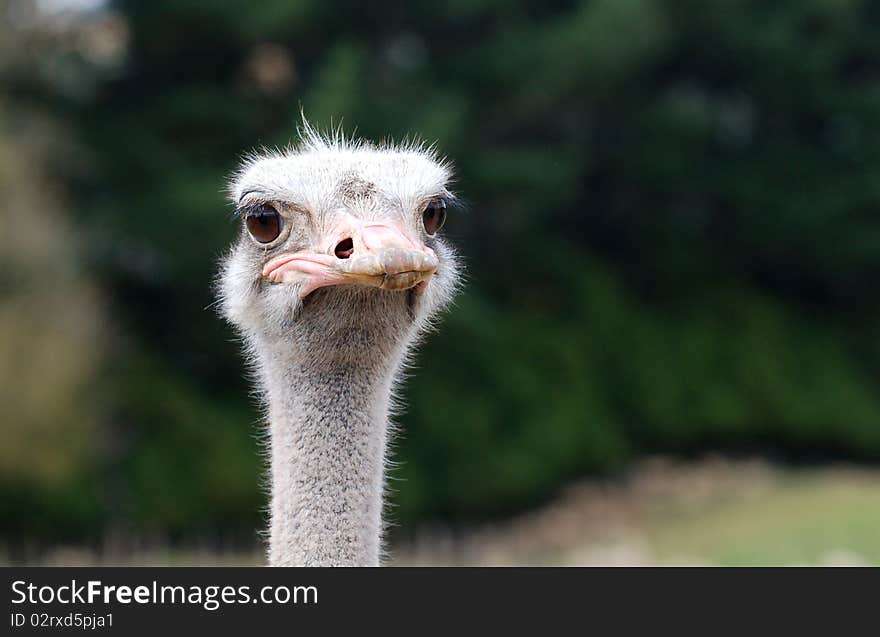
[{"x1": 4, "y1": 0, "x2": 880, "y2": 539}]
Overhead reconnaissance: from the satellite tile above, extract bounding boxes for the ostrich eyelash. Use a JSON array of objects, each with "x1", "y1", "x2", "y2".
[
  {"x1": 231, "y1": 188, "x2": 273, "y2": 220},
  {"x1": 443, "y1": 194, "x2": 468, "y2": 215},
  {"x1": 234, "y1": 201, "x2": 274, "y2": 221}
]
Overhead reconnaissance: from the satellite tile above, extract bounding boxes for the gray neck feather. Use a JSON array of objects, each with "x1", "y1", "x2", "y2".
[{"x1": 257, "y1": 327, "x2": 405, "y2": 566}]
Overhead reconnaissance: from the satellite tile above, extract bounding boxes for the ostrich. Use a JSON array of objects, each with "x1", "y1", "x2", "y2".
[{"x1": 218, "y1": 126, "x2": 460, "y2": 566}]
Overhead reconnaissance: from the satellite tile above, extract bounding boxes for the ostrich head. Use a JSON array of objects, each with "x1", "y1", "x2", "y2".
[
  {"x1": 219, "y1": 127, "x2": 460, "y2": 362},
  {"x1": 216, "y1": 125, "x2": 461, "y2": 566}
]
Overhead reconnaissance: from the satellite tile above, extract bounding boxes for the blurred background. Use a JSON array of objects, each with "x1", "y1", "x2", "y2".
[{"x1": 2, "y1": 0, "x2": 880, "y2": 565}]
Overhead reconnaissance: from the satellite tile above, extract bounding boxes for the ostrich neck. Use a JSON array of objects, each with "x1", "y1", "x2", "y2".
[{"x1": 261, "y1": 341, "x2": 399, "y2": 567}]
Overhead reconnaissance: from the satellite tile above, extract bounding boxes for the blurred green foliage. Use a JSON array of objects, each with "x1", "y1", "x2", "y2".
[{"x1": 2, "y1": 0, "x2": 880, "y2": 541}]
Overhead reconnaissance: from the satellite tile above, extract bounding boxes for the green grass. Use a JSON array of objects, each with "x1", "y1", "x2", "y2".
[
  {"x1": 645, "y1": 470, "x2": 880, "y2": 565},
  {"x1": 395, "y1": 459, "x2": 880, "y2": 566}
]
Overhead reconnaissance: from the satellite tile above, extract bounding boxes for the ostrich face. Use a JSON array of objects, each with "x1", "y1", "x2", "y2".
[{"x1": 219, "y1": 135, "x2": 459, "y2": 351}]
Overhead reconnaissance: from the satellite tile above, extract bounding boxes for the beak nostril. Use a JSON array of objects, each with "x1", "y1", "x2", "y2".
[{"x1": 334, "y1": 238, "x2": 355, "y2": 259}]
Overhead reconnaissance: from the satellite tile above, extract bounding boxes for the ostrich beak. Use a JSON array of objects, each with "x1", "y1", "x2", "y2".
[{"x1": 261, "y1": 223, "x2": 439, "y2": 299}]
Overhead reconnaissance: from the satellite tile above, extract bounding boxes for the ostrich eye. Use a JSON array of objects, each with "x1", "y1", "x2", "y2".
[
  {"x1": 245, "y1": 204, "x2": 282, "y2": 243},
  {"x1": 422, "y1": 199, "x2": 447, "y2": 235}
]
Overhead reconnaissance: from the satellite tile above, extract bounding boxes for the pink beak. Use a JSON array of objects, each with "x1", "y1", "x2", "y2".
[{"x1": 262, "y1": 222, "x2": 439, "y2": 299}]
